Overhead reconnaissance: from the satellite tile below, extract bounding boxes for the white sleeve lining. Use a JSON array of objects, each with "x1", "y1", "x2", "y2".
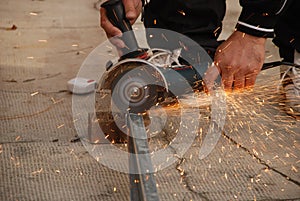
[{"x1": 237, "y1": 21, "x2": 274, "y2": 32}]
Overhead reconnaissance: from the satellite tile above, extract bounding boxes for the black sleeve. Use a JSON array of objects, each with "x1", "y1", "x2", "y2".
[{"x1": 236, "y1": 0, "x2": 290, "y2": 38}]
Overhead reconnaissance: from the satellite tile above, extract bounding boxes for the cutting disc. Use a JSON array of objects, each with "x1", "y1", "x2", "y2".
[{"x1": 100, "y1": 59, "x2": 168, "y2": 113}]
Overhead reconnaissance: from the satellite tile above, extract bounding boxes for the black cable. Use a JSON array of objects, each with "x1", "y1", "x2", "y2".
[{"x1": 262, "y1": 61, "x2": 300, "y2": 71}]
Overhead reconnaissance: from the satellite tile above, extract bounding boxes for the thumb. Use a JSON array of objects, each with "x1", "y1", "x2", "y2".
[{"x1": 203, "y1": 63, "x2": 221, "y2": 94}]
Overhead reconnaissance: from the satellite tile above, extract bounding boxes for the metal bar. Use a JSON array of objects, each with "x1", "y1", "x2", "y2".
[{"x1": 127, "y1": 113, "x2": 160, "y2": 201}]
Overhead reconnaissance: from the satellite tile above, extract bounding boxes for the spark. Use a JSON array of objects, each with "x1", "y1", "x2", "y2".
[
  {"x1": 29, "y1": 12, "x2": 38, "y2": 16},
  {"x1": 15, "y1": 136, "x2": 21, "y2": 141},
  {"x1": 221, "y1": 146, "x2": 225, "y2": 152},
  {"x1": 291, "y1": 165, "x2": 298, "y2": 173},
  {"x1": 57, "y1": 124, "x2": 65, "y2": 129},
  {"x1": 113, "y1": 187, "x2": 117, "y2": 192},
  {"x1": 30, "y1": 91, "x2": 39, "y2": 96},
  {"x1": 69, "y1": 149, "x2": 74, "y2": 155},
  {"x1": 51, "y1": 97, "x2": 63, "y2": 104},
  {"x1": 38, "y1": 39, "x2": 47, "y2": 43},
  {"x1": 27, "y1": 56, "x2": 34, "y2": 59},
  {"x1": 72, "y1": 44, "x2": 79, "y2": 47},
  {"x1": 31, "y1": 168, "x2": 43, "y2": 175},
  {"x1": 179, "y1": 41, "x2": 188, "y2": 51},
  {"x1": 252, "y1": 149, "x2": 259, "y2": 156},
  {"x1": 161, "y1": 33, "x2": 168, "y2": 42},
  {"x1": 220, "y1": 41, "x2": 232, "y2": 52},
  {"x1": 145, "y1": 175, "x2": 150, "y2": 181},
  {"x1": 289, "y1": 152, "x2": 297, "y2": 158},
  {"x1": 224, "y1": 173, "x2": 228, "y2": 180},
  {"x1": 266, "y1": 55, "x2": 273, "y2": 59},
  {"x1": 213, "y1": 27, "x2": 221, "y2": 36},
  {"x1": 55, "y1": 170, "x2": 60, "y2": 173},
  {"x1": 177, "y1": 10, "x2": 186, "y2": 16}
]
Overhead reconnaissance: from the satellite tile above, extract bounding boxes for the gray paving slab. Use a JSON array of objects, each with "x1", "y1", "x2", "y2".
[{"x1": 0, "y1": 141, "x2": 130, "y2": 201}]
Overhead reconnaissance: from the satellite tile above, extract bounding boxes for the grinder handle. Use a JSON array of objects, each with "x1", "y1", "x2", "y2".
[{"x1": 101, "y1": 0, "x2": 140, "y2": 56}]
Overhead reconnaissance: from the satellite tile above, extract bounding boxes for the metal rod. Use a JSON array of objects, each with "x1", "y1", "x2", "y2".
[{"x1": 127, "y1": 113, "x2": 160, "y2": 201}]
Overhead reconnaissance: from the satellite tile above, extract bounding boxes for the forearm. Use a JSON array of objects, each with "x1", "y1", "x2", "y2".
[{"x1": 236, "y1": 0, "x2": 291, "y2": 38}]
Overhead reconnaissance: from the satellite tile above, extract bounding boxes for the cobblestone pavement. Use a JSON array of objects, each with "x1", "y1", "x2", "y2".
[{"x1": 1, "y1": 0, "x2": 299, "y2": 200}]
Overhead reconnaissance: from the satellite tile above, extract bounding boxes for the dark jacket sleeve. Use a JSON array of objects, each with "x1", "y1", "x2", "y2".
[{"x1": 236, "y1": 0, "x2": 290, "y2": 38}]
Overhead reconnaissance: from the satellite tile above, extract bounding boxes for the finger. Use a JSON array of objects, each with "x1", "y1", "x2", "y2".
[
  {"x1": 122, "y1": 0, "x2": 139, "y2": 23},
  {"x1": 109, "y1": 37, "x2": 126, "y2": 49},
  {"x1": 203, "y1": 63, "x2": 220, "y2": 93},
  {"x1": 222, "y1": 72, "x2": 234, "y2": 92},
  {"x1": 233, "y1": 75, "x2": 245, "y2": 91},
  {"x1": 245, "y1": 66, "x2": 262, "y2": 89},
  {"x1": 245, "y1": 74, "x2": 257, "y2": 89},
  {"x1": 100, "y1": 8, "x2": 122, "y2": 38}
]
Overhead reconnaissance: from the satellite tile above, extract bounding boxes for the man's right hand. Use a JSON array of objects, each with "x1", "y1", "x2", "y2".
[
  {"x1": 100, "y1": 0, "x2": 142, "y2": 49},
  {"x1": 204, "y1": 31, "x2": 266, "y2": 93}
]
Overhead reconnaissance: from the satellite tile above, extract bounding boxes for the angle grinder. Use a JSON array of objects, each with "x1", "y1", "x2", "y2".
[{"x1": 100, "y1": 0, "x2": 209, "y2": 114}]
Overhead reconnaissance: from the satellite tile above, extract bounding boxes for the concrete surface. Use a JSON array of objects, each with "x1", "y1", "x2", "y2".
[{"x1": 1, "y1": 0, "x2": 299, "y2": 201}]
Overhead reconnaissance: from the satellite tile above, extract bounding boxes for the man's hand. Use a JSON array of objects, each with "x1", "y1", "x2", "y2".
[
  {"x1": 211, "y1": 31, "x2": 266, "y2": 92},
  {"x1": 100, "y1": 0, "x2": 142, "y2": 48}
]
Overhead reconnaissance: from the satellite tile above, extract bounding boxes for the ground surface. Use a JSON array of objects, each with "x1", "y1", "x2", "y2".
[{"x1": 1, "y1": 0, "x2": 299, "y2": 201}]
